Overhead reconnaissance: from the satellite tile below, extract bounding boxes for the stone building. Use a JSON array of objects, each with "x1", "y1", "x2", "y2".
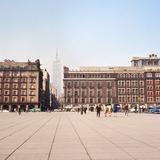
[
  {"x1": 64, "y1": 54, "x2": 160, "y2": 108},
  {"x1": 41, "y1": 69, "x2": 50, "y2": 111},
  {"x1": 0, "y1": 59, "x2": 43, "y2": 111}
]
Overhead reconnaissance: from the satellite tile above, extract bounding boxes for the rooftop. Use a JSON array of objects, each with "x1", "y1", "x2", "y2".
[{"x1": 0, "y1": 59, "x2": 41, "y2": 71}]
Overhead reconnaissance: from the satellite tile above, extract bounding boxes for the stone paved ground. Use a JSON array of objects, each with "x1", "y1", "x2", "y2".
[{"x1": 0, "y1": 111, "x2": 160, "y2": 160}]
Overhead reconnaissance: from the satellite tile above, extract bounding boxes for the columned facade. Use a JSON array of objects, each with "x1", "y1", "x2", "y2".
[{"x1": 64, "y1": 54, "x2": 160, "y2": 108}]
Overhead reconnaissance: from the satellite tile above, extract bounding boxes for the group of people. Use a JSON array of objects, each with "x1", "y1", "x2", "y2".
[
  {"x1": 77, "y1": 103, "x2": 146, "y2": 117},
  {"x1": 78, "y1": 104, "x2": 120, "y2": 117},
  {"x1": 78, "y1": 105, "x2": 87, "y2": 115}
]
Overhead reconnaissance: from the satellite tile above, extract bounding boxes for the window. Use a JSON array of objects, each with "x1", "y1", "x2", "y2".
[
  {"x1": 13, "y1": 97, "x2": 17, "y2": 102},
  {"x1": 90, "y1": 82, "x2": 94, "y2": 87},
  {"x1": 118, "y1": 96, "x2": 122, "y2": 103},
  {"x1": 13, "y1": 78, "x2": 18, "y2": 82},
  {"x1": 97, "y1": 82, "x2": 102, "y2": 88},
  {"x1": 146, "y1": 80, "x2": 153, "y2": 85},
  {"x1": 21, "y1": 84, "x2": 26, "y2": 89},
  {"x1": 67, "y1": 98, "x2": 71, "y2": 103},
  {"x1": 98, "y1": 98, "x2": 101, "y2": 103},
  {"x1": 30, "y1": 97, "x2": 34, "y2": 102},
  {"x1": 21, "y1": 78, "x2": 26, "y2": 82},
  {"x1": 126, "y1": 74, "x2": 130, "y2": 78},
  {"x1": 139, "y1": 74, "x2": 144, "y2": 78},
  {"x1": 21, "y1": 90, "x2": 26, "y2": 95},
  {"x1": 30, "y1": 85, "x2": 34, "y2": 89},
  {"x1": 30, "y1": 91, "x2": 34, "y2": 95},
  {"x1": 82, "y1": 98, "x2": 85, "y2": 103},
  {"x1": 155, "y1": 80, "x2": 160, "y2": 85},
  {"x1": 74, "y1": 91, "x2": 78, "y2": 96},
  {"x1": 156, "y1": 86, "x2": 160, "y2": 90},
  {"x1": 155, "y1": 73, "x2": 160, "y2": 77},
  {"x1": 140, "y1": 81, "x2": 144, "y2": 87},
  {"x1": 126, "y1": 88, "x2": 130, "y2": 94},
  {"x1": 74, "y1": 82, "x2": 78, "y2": 87},
  {"x1": 75, "y1": 98, "x2": 78, "y2": 104},
  {"x1": 98, "y1": 90, "x2": 101, "y2": 97},
  {"x1": 126, "y1": 81, "x2": 130, "y2": 87},
  {"x1": 82, "y1": 82, "x2": 86, "y2": 87},
  {"x1": 13, "y1": 90, "x2": 17, "y2": 95},
  {"x1": 156, "y1": 97, "x2": 160, "y2": 102},
  {"x1": 4, "y1": 90, "x2": 9, "y2": 95},
  {"x1": 21, "y1": 97, "x2": 25, "y2": 102},
  {"x1": 30, "y1": 78, "x2": 36, "y2": 82},
  {"x1": 13, "y1": 84, "x2": 18, "y2": 89},
  {"x1": 140, "y1": 89, "x2": 144, "y2": 94},
  {"x1": 67, "y1": 82, "x2": 71, "y2": 87},
  {"x1": 4, "y1": 78, "x2": 9, "y2": 82},
  {"x1": 67, "y1": 90, "x2": 71, "y2": 96},
  {"x1": 4, "y1": 97, "x2": 9, "y2": 102},
  {"x1": 127, "y1": 96, "x2": 131, "y2": 103},
  {"x1": 90, "y1": 98, "x2": 93, "y2": 104},
  {"x1": 4, "y1": 84, "x2": 9, "y2": 88},
  {"x1": 82, "y1": 90, "x2": 85, "y2": 96},
  {"x1": 146, "y1": 73, "x2": 152, "y2": 78}
]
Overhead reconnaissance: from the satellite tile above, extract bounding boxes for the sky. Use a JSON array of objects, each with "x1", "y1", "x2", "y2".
[{"x1": 0, "y1": 0, "x2": 160, "y2": 79}]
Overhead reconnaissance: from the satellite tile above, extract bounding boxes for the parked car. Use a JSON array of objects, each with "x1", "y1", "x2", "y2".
[
  {"x1": 130, "y1": 108, "x2": 135, "y2": 112},
  {"x1": 54, "y1": 109, "x2": 61, "y2": 112},
  {"x1": 149, "y1": 106, "x2": 160, "y2": 114},
  {"x1": 29, "y1": 108, "x2": 41, "y2": 112},
  {"x1": 2, "y1": 109, "x2": 9, "y2": 112}
]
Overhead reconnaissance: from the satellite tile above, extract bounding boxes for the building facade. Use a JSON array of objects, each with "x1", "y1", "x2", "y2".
[
  {"x1": 64, "y1": 54, "x2": 160, "y2": 108},
  {"x1": 0, "y1": 59, "x2": 43, "y2": 111},
  {"x1": 41, "y1": 69, "x2": 50, "y2": 111}
]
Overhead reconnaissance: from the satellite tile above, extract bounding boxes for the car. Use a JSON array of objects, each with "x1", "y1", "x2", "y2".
[
  {"x1": 130, "y1": 108, "x2": 135, "y2": 112},
  {"x1": 2, "y1": 109, "x2": 9, "y2": 112},
  {"x1": 29, "y1": 108, "x2": 41, "y2": 112},
  {"x1": 70, "y1": 108, "x2": 76, "y2": 112},
  {"x1": 54, "y1": 109, "x2": 61, "y2": 112},
  {"x1": 149, "y1": 106, "x2": 160, "y2": 114}
]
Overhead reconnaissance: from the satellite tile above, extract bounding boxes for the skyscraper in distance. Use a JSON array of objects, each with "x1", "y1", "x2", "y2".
[{"x1": 52, "y1": 49, "x2": 63, "y2": 98}]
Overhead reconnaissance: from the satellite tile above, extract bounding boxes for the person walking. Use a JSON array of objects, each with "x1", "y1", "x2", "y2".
[
  {"x1": 124, "y1": 104, "x2": 129, "y2": 116},
  {"x1": 104, "y1": 105, "x2": 108, "y2": 117},
  {"x1": 18, "y1": 106, "x2": 21, "y2": 115},
  {"x1": 96, "y1": 104, "x2": 101, "y2": 117},
  {"x1": 107, "y1": 104, "x2": 112, "y2": 117},
  {"x1": 81, "y1": 105, "x2": 84, "y2": 115},
  {"x1": 84, "y1": 106, "x2": 87, "y2": 114},
  {"x1": 113, "y1": 104, "x2": 118, "y2": 116}
]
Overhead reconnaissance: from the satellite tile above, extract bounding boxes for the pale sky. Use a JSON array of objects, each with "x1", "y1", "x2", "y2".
[{"x1": 0, "y1": 0, "x2": 160, "y2": 79}]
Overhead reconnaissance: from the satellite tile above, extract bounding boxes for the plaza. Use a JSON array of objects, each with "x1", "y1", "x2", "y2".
[{"x1": 0, "y1": 112, "x2": 160, "y2": 160}]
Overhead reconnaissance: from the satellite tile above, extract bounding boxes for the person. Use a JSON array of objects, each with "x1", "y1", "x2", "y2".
[
  {"x1": 134, "y1": 105, "x2": 137, "y2": 113},
  {"x1": 142, "y1": 105, "x2": 145, "y2": 113},
  {"x1": 84, "y1": 106, "x2": 87, "y2": 114},
  {"x1": 107, "y1": 104, "x2": 112, "y2": 117},
  {"x1": 124, "y1": 104, "x2": 129, "y2": 116},
  {"x1": 113, "y1": 104, "x2": 118, "y2": 116},
  {"x1": 81, "y1": 105, "x2": 84, "y2": 115},
  {"x1": 96, "y1": 104, "x2": 101, "y2": 117},
  {"x1": 77, "y1": 107, "x2": 80, "y2": 113},
  {"x1": 18, "y1": 106, "x2": 21, "y2": 115},
  {"x1": 104, "y1": 105, "x2": 108, "y2": 117}
]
